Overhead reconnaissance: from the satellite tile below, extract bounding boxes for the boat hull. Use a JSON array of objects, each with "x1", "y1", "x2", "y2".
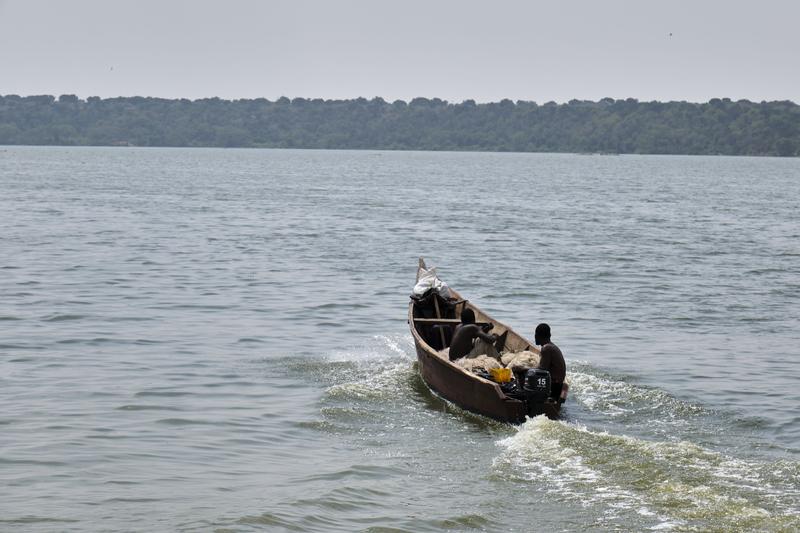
[{"x1": 413, "y1": 339, "x2": 531, "y2": 422}]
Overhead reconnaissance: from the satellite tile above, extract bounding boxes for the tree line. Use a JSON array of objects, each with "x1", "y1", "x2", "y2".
[{"x1": 0, "y1": 94, "x2": 798, "y2": 156}]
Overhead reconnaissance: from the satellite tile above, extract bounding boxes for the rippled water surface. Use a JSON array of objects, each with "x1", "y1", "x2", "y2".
[{"x1": 1, "y1": 147, "x2": 799, "y2": 531}]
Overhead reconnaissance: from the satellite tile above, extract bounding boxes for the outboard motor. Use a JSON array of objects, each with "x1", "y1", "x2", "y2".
[{"x1": 523, "y1": 368, "x2": 552, "y2": 417}]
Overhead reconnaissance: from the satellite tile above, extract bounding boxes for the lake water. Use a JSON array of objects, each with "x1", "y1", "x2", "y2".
[{"x1": 1, "y1": 146, "x2": 798, "y2": 532}]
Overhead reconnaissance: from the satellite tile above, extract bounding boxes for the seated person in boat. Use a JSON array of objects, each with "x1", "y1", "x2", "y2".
[
  {"x1": 535, "y1": 323, "x2": 566, "y2": 399},
  {"x1": 448, "y1": 309, "x2": 499, "y2": 361}
]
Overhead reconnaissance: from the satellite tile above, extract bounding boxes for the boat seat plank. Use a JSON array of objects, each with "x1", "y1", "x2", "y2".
[
  {"x1": 413, "y1": 318, "x2": 493, "y2": 327},
  {"x1": 413, "y1": 318, "x2": 461, "y2": 324}
]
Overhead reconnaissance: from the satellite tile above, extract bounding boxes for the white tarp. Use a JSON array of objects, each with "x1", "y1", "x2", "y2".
[{"x1": 412, "y1": 266, "x2": 450, "y2": 297}]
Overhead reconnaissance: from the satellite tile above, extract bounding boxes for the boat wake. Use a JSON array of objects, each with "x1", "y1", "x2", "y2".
[
  {"x1": 495, "y1": 416, "x2": 800, "y2": 531},
  {"x1": 277, "y1": 334, "x2": 798, "y2": 531},
  {"x1": 567, "y1": 362, "x2": 704, "y2": 420}
]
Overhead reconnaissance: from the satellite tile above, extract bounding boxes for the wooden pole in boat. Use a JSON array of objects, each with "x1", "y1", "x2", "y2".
[
  {"x1": 417, "y1": 257, "x2": 446, "y2": 349},
  {"x1": 433, "y1": 294, "x2": 447, "y2": 349}
]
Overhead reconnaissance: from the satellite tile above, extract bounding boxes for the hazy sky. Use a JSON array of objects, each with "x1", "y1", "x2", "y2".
[{"x1": 1, "y1": 0, "x2": 798, "y2": 103}]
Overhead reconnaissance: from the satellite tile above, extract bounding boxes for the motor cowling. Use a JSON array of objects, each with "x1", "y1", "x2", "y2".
[{"x1": 523, "y1": 368, "x2": 552, "y2": 416}]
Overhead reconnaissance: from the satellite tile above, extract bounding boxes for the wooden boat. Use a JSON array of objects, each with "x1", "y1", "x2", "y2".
[{"x1": 408, "y1": 258, "x2": 567, "y2": 423}]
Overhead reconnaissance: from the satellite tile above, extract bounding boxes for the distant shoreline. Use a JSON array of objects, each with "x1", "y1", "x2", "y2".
[
  {"x1": 1, "y1": 95, "x2": 798, "y2": 157},
  {"x1": 3, "y1": 144, "x2": 798, "y2": 160}
]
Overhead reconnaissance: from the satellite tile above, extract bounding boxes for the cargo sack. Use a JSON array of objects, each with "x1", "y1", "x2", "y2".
[{"x1": 412, "y1": 266, "x2": 451, "y2": 298}]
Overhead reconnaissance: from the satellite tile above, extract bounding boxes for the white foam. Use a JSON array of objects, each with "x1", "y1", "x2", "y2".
[
  {"x1": 567, "y1": 369, "x2": 702, "y2": 420},
  {"x1": 493, "y1": 415, "x2": 793, "y2": 529},
  {"x1": 323, "y1": 334, "x2": 415, "y2": 363}
]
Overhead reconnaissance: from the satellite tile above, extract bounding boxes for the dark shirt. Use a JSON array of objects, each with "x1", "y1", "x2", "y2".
[{"x1": 537, "y1": 342, "x2": 566, "y2": 384}]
